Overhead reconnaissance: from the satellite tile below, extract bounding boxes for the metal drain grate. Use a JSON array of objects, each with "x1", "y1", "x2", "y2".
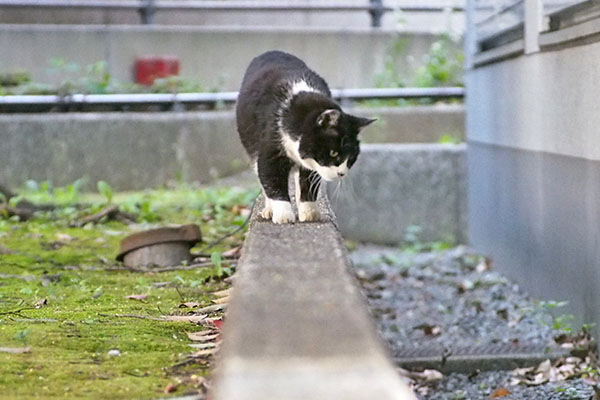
[{"x1": 393, "y1": 342, "x2": 570, "y2": 373}]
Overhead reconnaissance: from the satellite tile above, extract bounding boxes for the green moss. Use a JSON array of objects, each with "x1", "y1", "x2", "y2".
[{"x1": 0, "y1": 183, "x2": 258, "y2": 399}]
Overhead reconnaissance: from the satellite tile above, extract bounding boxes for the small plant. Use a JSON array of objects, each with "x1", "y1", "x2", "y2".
[
  {"x1": 96, "y1": 180, "x2": 113, "y2": 204},
  {"x1": 438, "y1": 133, "x2": 461, "y2": 144},
  {"x1": 415, "y1": 34, "x2": 464, "y2": 88}
]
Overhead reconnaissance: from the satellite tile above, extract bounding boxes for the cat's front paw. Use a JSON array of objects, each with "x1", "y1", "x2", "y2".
[
  {"x1": 261, "y1": 197, "x2": 273, "y2": 219},
  {"x1": 271, "y1": 200, "x2": 295, "y2": 224},
  {"x1": 298, "y1": 201, "x2": 321, "y2": 222}
]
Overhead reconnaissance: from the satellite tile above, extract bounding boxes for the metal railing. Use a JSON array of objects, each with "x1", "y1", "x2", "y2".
[
  {"x1": 0, "y1": 87, "x2": 465, "y2": 112},
  {"x1": 0, "y1": 0, "x2": 466, "y2": 27}
]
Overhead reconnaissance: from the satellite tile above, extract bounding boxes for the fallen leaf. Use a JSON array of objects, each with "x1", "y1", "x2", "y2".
[
  {"x1": 125, "y1": 294, "x2": 148, "y2": 301},
  {"x1": 213, "y1": 296, "x2": 230, "y2": 305},
  {"x1": 191, "y1": 348, "x2": 218, "y2": 358},
  {"x1": 164, "y1": 383, "x2": 178, "y2": 394},
  {"x1": 490, "y1": 387, "x2": 510, "y2": 398},
  {"x1": 56, "y1": 233, "x2": 75, "y2": 243},
  {"x1": 0, "y1": 347, "x2": 31, "y2": 354},
  {"x1": 179, "y1": 302, "x2": 201, "y2": 308},
  {"x1": 212, "y1": 288, "x2": 232, "y2": 297},
  {"x1": 187, "y1": 331, "x2": 219, "y2": 341},
  {"x1": 34, "y1": 298, "x2": 47, "y2": 308},
  {"x1": 207, "y1": 318, "x2": 224, "y2": 329},
  {"x1": 222, "y1": 246, "x2": 241, "y2": 258},
  {"x1": 188, "y1": 342, "x2": 217, "y2": 349},
  {"x1": 162, "y1": 315, "x2": 207, "y2": 323},
  {"x1": 414, "y1": 323, "x2": 442, "y2": 336}
]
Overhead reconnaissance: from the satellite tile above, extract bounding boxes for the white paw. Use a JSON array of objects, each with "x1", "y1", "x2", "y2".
[
  {"x1": 271, "y1": 200, "x2": 295, "y2": 224},
  {"x1": 261, "y1": 197, "x2": 273, "y2": 219},
  {"x1": 298, "y1": 201, "x2": 321, "y2": 222}
]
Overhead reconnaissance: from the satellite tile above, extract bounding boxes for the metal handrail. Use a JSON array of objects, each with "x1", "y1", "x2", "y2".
[
  {"x1": 0, "y1": 0, "x2": 466, "y2": 26},
  {"x1": 0, "y1": 87, "x2": 465, "y2": 111}
]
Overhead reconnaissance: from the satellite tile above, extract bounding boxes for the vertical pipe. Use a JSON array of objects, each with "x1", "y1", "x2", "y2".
[
  {"x1": 369, "y1": 0, "x2": 383, "y2": 28},
  {"x1": 524, "y1": 0, "x2": 542, "y2": 54},
  {"x1": 139, "y1": 0, "x2": 155, "y2": 24},
  {"x1": 464, "y1": 0, "x2": 477, "y2": 69}
]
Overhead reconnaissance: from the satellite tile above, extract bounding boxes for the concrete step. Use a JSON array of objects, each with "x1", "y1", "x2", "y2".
[{"x1": 210, "y1": 195, "x2": 416, "y2": 400}]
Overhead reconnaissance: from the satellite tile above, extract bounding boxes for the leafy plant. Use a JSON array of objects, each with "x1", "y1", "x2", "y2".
[
  {"x1": 415, "y1": 34, "x2": 464, "y2": 88},
  {"x1": 96, "y1": 181, "x2": 113, "y2": 204}
]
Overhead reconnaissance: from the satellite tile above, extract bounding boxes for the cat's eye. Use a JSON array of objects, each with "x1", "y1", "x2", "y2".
[{"x1": 329, "y1": 150, "x2": 339, "y2": 158}]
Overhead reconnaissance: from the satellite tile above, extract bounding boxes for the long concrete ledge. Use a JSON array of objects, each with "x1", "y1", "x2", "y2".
[
  {"x1": 329, "y1": 143, "x2": 467, "y2": 245},
  {"x1": 211, "y1": 196, "x2": 415, "y2": 400},
  {"x1": 0, "y1": 107, "x2": 464, "y2": 190}
]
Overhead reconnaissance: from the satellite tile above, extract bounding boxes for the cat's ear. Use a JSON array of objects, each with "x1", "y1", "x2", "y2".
[
  {"x1": 316, "y1": 109, "x2": 341, "y2": 128},
  {"x1": 351, "y1": 115, "x2": 377, "y2": 129}
]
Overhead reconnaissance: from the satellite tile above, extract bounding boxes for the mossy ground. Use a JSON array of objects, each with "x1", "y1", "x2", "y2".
[{"x1": 0, "y1": 182, "x2": 258, "y2": 399}]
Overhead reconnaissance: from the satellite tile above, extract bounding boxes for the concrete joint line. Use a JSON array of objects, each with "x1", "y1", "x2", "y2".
[{"x1": 210, "y1": 195, "x2": 416, "y2": 400}]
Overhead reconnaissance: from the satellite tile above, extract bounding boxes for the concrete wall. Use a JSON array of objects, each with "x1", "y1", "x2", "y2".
[
  {"x1": 0, "y1": 112, "x2": 247, "y2": 190},
  {"x1": 329, "y1": 143, "x2": 467, "y2": 245},
  {"x1": 0, "y1": 25, "x2": 452, "y2": 91},
  {"x1": 0, "y1": 105, "x2": 463, "y2": 191},
  {"x1": 466, "y1": 18, "x2": 600, "y2": 334}
]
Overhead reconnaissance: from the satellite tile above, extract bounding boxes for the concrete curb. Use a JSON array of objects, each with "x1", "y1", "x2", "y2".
[{"x1": 210, "y1": 195, "x2": 416, "y2": 400}]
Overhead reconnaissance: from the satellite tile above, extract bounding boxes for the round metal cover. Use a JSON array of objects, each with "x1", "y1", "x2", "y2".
[{"x1": 116, "y1": 224, "x2": 202, "y2": 261}]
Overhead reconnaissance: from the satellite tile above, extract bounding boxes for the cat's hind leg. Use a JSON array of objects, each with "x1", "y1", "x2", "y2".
[{"x1": 296, "y1": 168, "x2": 321, "y2": 222}]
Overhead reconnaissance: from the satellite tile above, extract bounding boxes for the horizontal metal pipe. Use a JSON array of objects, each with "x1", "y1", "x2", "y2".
[
  {"x1": 0, "y1": 0, "x2": 465, "y2": 12},
  {"x1": 0, "y1": 87, "x2": 464, "y2": 109}
]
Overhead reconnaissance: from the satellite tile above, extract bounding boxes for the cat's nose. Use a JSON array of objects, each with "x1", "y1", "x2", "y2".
[{"x1": 337, "y1": 172, "x2": 346, "y2": 177}]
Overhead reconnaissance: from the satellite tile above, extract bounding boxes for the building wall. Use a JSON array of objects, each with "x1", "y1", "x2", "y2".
[
  {"x1": 0, "y1": 25, "x2": 452, "y2": 91},
  {"x1": 466, "y1": 22, "x2": 600, "y2": 332}
]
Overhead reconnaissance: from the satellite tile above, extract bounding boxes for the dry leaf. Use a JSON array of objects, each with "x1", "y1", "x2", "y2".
[
  {"x1": 164, "y1": 383, "x2": 178, "y2": 394},
  {"x1": 56, "y1": 233, "x2": 75, "y2": 243},
  {"x1": 188, "y1": 342, "x2": 217, "y2": 349},
  {"x1": 490, "y1": 387, "x2": 510, "y2": 398},
  {"x1": 212, "y1": 296, "x2": 230, "y2": 305},
  {"x1": 0, "y1": 347, "x2": 31, "y2": 354},
  {"x1": 191, "y1": 348, "x2": 218, "y2": 358},
  {"x1": 414, "y1": 323, "x2": 442, "y2": 336},
  {"x1": 187, "y1": 331, "x2": 219, "y2": 341},
  {"x1": 195, "y1": 304, "x2": 225, "y2": 314},
  {"x1": 34, "y1": 298, "x2": 47, "y2": 308},
  {"x1": 179, "y1": 302, "x2": 201, "y2": 308},
  {"x1": 125, "y1": 294, "x2": 147, "y2": 301},
  {"x1": 162, "y1": 314, "x2": 207, "y2": 323},
  {"x1": 212, "y1": 288, "x2": 232, "y2": 297}
]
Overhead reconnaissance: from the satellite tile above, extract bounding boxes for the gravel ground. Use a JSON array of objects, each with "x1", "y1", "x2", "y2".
[{"x1": 350, "y1": 245, "x2": 597, "y2": 399}]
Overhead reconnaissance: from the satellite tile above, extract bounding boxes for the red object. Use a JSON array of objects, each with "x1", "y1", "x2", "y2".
[{"x1": 135, "y1": 56, "x2": 180, "y2": 85}]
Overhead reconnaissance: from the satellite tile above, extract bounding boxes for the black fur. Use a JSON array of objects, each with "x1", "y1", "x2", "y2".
[{"x1": 236, "y1": 50, "x2": 374, "y2": 209}]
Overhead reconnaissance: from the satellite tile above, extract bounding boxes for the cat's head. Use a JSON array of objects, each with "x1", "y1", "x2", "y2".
[{"x1": 296, "y1": 107, "x2": 375, "y2": 181}]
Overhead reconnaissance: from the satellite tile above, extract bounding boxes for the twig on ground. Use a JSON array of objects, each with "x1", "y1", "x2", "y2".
[
  {"x1": 97, "y1": 313, "x2": 165, "y2": 321},
  {"x1": 71, "y1": 205, "x2": 120, "y2": 227},
  {"x1": 104, "y1": 262, "x2": 225, "y2": 273},
  {"x1": 0, "y1": 306, "x2": 38, "y2": 316},
  {"x1": 0, "y1": 273, "x2": 36, "y2": 281}
]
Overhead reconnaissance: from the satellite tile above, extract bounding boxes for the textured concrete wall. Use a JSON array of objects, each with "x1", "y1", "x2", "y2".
[
  {"x1": 0, "y1": 25, "x2": 451, "y2": 91},
  {"x1": 466, "y1": 25, "x2": 600, "y2": 334},
  {"x1": 0, "y1": 112, "x2": 247, "y2": 190},
  {"x1": 329, "y1": 143, "x2": 467, "y2": 245},
  {"x1": 0, "y1": 106, "x2": 464, "y2": 190}
]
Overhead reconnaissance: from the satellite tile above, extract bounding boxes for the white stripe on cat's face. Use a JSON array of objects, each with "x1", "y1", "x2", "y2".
[{"x1": 281, "y1": 134, "x2": 348, "y2": 182}]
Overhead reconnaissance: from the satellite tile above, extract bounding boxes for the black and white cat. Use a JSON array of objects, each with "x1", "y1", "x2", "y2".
[{"x1": 236, "y1": 50, "x2": 375, "y2": 224}]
